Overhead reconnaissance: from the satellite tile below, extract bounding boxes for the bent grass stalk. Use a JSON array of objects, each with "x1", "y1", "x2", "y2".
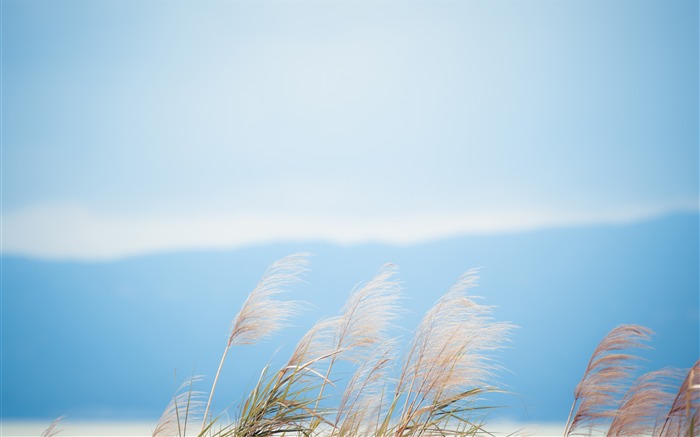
[
  {"x1": 606, "y1": 368, "x2": 680, "y2": 437},
  {"x1": 201, "y1": 253, "x2": 309, "y2": 433},
  {"x1": 37, "y1": 253, "x2": 700, "y2": 436},
  {"x1": 145, "y1": 255, "x2": 697, "y2": 436},
  {"x1": 379, "y1": 270, "x2": 513, "y2": 436},
  {"x1": 311, "y1": 264, "x2": 402, "y2": 430},
  {"x1": 560, "y1": 325, "x2": 700, "y2": 437},
  {"x1": 40, "y1": 416, "x2": 65, "y2": 437},
  {"x1": 563, "y1": 324, "x2": 653, "y2": 436}
]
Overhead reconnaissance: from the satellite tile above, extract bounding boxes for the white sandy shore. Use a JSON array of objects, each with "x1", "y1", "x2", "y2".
[
  {"x1": 1, "y1": 420, "x2": 573, "y2": 437},
  {"x1": 1, "y1": 421, "x2": 153, "y2": 437}
]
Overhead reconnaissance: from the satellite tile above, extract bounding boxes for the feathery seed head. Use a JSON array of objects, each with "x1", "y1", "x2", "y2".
[
  {"x1": 334, "y1": 263, "x2": 402, "y2": 363},
  {"x1": 607, "y1": 368, "x2": 682, "y2": 437},
  {"x1": 566, "y1": 324, "x2": 655, "y2": 435},
  {"x1": 228, "y1": 252, "x2": 310, "y2": 346},
  {"x1": 399, "y1": 269, "x2": 513, "y2": 422}
]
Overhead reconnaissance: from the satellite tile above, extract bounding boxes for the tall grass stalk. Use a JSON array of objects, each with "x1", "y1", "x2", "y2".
[
  {"x1": 201, "y1": 253, "x2": 309, "y2": 432},
  {"x1": 231, "y1": 319, "x2": 341, "y2": 436},
  {"x1": 209, "y1": 264, "x2": 512, "y2": 436},
  {"x1": 606, "y1": 368, "x2": 680, "y2": 436},
  {"x1": 311, "y1": 264, "x2": 402, "y2": 428},
  {"x1": 380, "y1": 269, "x2": 514, "y2": 436},
  {"x1": 43, "y1": 254, "x2": 700, "y2": 436},
  {"x1": 563, "y1": 324, "x2": 653, "y2": 436},
  {"x1": 231, "y1": 356, "x2": 334, "y2": 436},
  {"x1": 40, "y1": 416, "x2": 65, "y2": 437}
]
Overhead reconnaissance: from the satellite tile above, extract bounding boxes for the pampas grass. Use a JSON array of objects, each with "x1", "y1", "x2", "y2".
[
  {"x1": 563, "y1": 324, "x2": 699, "y2": 437},
  {"x1": 311, "y1": 263, "x2": 402, "y2": 428},
  {"x1": 230, "y1": 351, "x2": 336, "y2": 437},
  {"x1": 607, "y1": 369, "x2": 680, "y2": 437},
  {"x1": 188, "y1": 257, "x2": 515, "y2": 436},
  {"x1": 202, "y1": 253, "x2": 310, "y2": 431},
  {"x1": 34, "y1": 254, "x2": 699, "y2": 436},
  {"x1": 564, "y1": 324, "x2": 654, "y2": 436},
  {"x1": 383, "y1": 270, "x2": 514, "y2": 436},
  {"x1": 232, "y1": 263, "x2": 403, "y2": 436},
  {"x1": 121, "y1": 254, "x2": 698, "y2": 436},
  {"x1": 325, "y1": 263, "x2": 402, "y2": 364}
]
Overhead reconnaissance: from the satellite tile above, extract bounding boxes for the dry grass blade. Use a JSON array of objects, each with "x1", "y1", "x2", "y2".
[
  {"x1": 658, "y1": 360, "x2": 700, "y2": 437},
  {"x1": 564, "y1": 324, "x2": 653, "y2": 436},
  {"x1": 40, "y1": 416, "x2": 65, "y2": 437},
  {"x1": 391, "y1": 270, "x2": 513, "y2": 436},
  {"x1": 202, "y1": 253, "x2": 310, "y2": 432},
  {"x1": 231, "y1": 263, "x2": 403, "y2": 436},
  {"x1": 607, "y1": 368, "x2": 680, "y2": 437},
  {"x1": 152, "y1": 376, "x2": 204, "y2": 437},
  {"x1": 233, "y1": 352, "x2": 339, "y2": 437}
]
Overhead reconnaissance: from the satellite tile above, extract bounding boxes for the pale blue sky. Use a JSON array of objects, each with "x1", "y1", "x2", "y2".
[{"x1": 3, "y1": 1, "x2": 698, "y2": 258}]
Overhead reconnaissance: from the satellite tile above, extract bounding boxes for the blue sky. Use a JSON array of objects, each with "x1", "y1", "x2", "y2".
[{"x1": 3, "y1": 0, "x2": 698, "y2": 259}]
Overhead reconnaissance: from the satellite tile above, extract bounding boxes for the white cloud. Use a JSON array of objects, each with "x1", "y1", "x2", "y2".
[{"x1": 2, "y1": 200, "x2": 697, "y2": 261}]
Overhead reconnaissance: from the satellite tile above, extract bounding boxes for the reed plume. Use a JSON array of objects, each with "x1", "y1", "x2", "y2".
[
  {"x1": 231, "y1": 298, "x2": 347, "y2": 436},
  {"x1": 285, "y1": 263, "x2": 402, "y2": 379},
  {"x1": 202, "y1": 253, "x2": 310, "y2": 432},
  {"x1": 388, "y1": 269, "x2": 513, "y2": 436},
  {"x1": 658, "y1": 360, "x2": 700, "y2": 437},
  {"x1": 311, "y1": 263, "x2": 402, "y2": 423},
  {"x1": 226, "y1": 253, "x2": 310, "y2": 346},
  {"x1": 326, "y1": 263, "x2": 402, "y2": 363},
  {"x1": 249, "y1": 264, "x2": 400, "y2": 430},
  {"x1": 563, "y1": 324, "x2": 653, "y2": 436},
  {"x1": 606, "y1": 368, "x2": 680, "y2": 437}
]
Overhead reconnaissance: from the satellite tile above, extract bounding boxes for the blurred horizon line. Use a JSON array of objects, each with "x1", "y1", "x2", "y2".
[{"x1": 2, "y1": 199, "x2": 697, "y2": 262}]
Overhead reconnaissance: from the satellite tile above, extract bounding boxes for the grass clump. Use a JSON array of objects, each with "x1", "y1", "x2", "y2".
[
  {"x1": 564, "y1": 326, "x2": 699, "y2": 437},
  {"x1": 184, "y1": 254, "x2": 513, "y2": 436},
  {"x1": 39, "y1": 253, "x2": 698, "y2": 437},
  {"x1": 202, "y1": 253, "x2": 310, "y2": 431}
]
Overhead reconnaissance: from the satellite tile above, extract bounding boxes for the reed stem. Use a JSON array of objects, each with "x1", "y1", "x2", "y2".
[{"x1": 202, "y1": 345, "x2": 230, "y2": 434}]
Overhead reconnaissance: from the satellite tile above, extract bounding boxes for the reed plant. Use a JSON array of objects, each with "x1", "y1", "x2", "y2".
[
  {"x1": 38, "y1": 253, "x2": 699, "y2": 437},
  {"x1": 187, "y1": 255, "x2": 513, "y2": 436},
  {"x1": 202, "y1": 252, "x2": 310, "y2": 432},
  {"x1": 564, "y1": 325, "x2": 699, "y2": 437},
  {"x1": 376, "y1": 270, "x2": 513, "y2": 436}
]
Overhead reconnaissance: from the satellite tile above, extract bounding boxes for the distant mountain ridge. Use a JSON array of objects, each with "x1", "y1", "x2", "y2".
[{"x1": 3, "y1": 212, "x2": 698, "y2": 422}]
